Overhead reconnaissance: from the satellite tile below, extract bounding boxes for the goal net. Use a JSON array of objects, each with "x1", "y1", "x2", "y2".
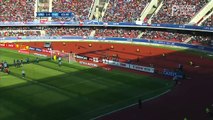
[{"x1": 51, "y1": 50, "x2": 76, "y2": 63}]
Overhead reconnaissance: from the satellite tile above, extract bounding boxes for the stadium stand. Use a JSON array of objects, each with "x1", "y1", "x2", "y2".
[
  {"x1": 0, "y1": 31, "x2": 41, "y2": 37},
  {"x1": 102, "y1": 0, "x2": 149, "y2": 22},
  {"x1": 190, "y1": 35, "x2": 212, "y2": 46},
  {"x1": 0, "y1": 25, "x2": 211, "y2": 47},
  {"x1": 0, "y1": 0, "x2": 210, "y2": 25},
  {"x1": 141, "y1": 30, "x2": 212, "y2": 46},
  {"x1": 151, "y1": 0, "x2": 208, "y2": 24},
  {"x1": 202, "y1": 15, "x2": 213, "y2": 27},
  {"x1": 94, "y1": 28, "x2": 141, "y2": 38},
  {"x1": 52, "y1": 0, "x2": 93, "y2": 21},
  {"x1": 44, "y1": 27, "x2": 93, "y2": 36},
  {"x1": 0, "y1": 0, "x2": 35, "y2": 22},
  {"x1": 0, "y1": 26, "x2": 211, "y2": 46},
  {"x1": 141, "y1": 30, "x2": 191, "y2": 42},
  {"x1": 1, "y1": 27, "x2": 140, "y2": 38},
  {"x1": 0, "y1": 27, "x2": 41, "y2": 30}
]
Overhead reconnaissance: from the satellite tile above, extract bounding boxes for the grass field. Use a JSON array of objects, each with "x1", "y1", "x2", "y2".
[{"x1": 0, "y1": 48, "x2": 173, "y2": 120}]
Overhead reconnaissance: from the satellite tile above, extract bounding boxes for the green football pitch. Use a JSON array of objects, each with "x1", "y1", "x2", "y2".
[{"x1": 0, "y1": 48, "x2": 173, "y2": 120}]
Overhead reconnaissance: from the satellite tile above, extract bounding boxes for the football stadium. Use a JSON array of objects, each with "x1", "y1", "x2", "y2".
[{"x1": 0, "y1": 0, "x2": 213, "y2": 120}]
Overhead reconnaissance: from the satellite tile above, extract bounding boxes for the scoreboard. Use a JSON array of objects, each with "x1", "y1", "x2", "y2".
[{"x1": 36, "y1": 12, "x2": 74, "y2": 17}]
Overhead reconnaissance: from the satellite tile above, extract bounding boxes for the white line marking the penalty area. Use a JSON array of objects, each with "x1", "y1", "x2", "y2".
[{"x1": 90, "y1": 89, "x2": 171, "y2": 120}]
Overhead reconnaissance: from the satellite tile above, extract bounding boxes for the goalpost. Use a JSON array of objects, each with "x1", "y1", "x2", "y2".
[{"x1": 50, "y1": 50, "x2": 76, "y2": 63}]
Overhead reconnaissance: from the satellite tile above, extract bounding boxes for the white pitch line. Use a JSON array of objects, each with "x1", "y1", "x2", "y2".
[{"x1": 90, "y1": 89, "x2": 171, "y2": 120}]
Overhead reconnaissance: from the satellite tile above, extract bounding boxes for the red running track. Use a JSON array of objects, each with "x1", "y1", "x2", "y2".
[{"x1": 18, "y1": 42, "x2": 213, "y2": 120}]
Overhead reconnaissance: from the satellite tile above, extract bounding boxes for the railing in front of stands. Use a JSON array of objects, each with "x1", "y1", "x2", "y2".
[{"x1": 0, "y1": 21, "x2": 212, "y2": 32}]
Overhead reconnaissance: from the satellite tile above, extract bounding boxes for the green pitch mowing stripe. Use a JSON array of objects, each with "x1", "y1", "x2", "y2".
[
  {"x1": 0, "y1": 73, "x2": 27, "y2": 88},
  {"x1": 0, "y1": 48, "x2": 173, "y2": 120}
]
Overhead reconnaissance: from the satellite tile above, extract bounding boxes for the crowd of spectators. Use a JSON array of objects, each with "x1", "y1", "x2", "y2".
[
  {"x1": 202, "y1": 15, "x2": 213, "y2": 27},
  {"x1": 52, "y1": 0, "x2": 93, "y2": 21},
  {"x1": 94, "y1": 28, "x2": 141, "y2": 38},
  {"x1": 191, "y1": 35, "x2": 212, "y2": 46},
  {"x1": 0, "y1": 0, "x2": 36, "y2": 22},
  {"x1": 0, "y1": 31, "x2": 41, "y2": 37},
  {"x1": 142, "y1": 31, "x2": 191, "y2": 42},
  {"x1": 0, "y1": 27, "x2": 141, "y2": 38},
  {"x1": 0, "y1": 0, "x2": 210, "y2": 24},
  {"x1": 151, "y1": 0, "x2": 208, "y2": 24},
  {"x1": 142, "y1": 30, "x2": 212, "y2": 46},
  {"x1": 0, "y1": 26, "x2": 211, "y2": 47},
  {"x1": 0, "y1": 26, "x2": 141, "y2": 38},
  {"x1": 0, "y1": 0, "x2": 93, "y2": 22},
  {"x1": 0, "y1": 27, "x2": 93, "y2": 37},
  {"x1": 103, "y1": 0, "x2": 149, "y2": 22},
  {"x1": 0, "y1": 27, "x2": 42, "y2": 31},
  {"x1": 44, "y1": 27, "x2": 93, "y2": 36}
]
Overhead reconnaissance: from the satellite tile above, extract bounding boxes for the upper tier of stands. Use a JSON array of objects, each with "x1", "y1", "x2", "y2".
[
  {"x1": 102, "y1": 0, "x2": 149, "y2": 22},
  {"x1": 52, "y1": 0, "x2": 92, "y2": 21},
  {"x1": 0, "y1": 0, "x2": 35, "y2": 22},
  {"x1": 151, "y1": 0, "x2": 208, "y2": 24},
  {"x1": 0, "y1": 0, "x2": 212, "y2": 27}
]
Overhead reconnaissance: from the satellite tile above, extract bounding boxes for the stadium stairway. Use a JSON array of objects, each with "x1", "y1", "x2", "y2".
[
  {"x1": 138, "y1": 0, "x2": 162, "y2": 23},
  {"x1": 183, "y1": 37, "x2": 193, "y2": 44},
  {"x1": 36, "y1": 0, "x2": 52, "y2": 22},
  {"x1": 188, "y1": 0, "x2": 213, "y2": 25},
  {"x1": 137, "y1": 32, "x2": 144, "y2": 38},
  {"x1": 89, "y1": 0, "x2": 97, "y2": 20},
  {"x1": 147, "y1": 0, "x2": 164, "y2": 24},
  {"x1": 99, "y1": 0, "x2": 110, "y2": 21},
  {"x1": 198, "y1": 9, "x2": 213, "y2": 26},
  {"x1": 184, "y1": 0, "x2": 213, "y2": 44},
  {"x1": 34, "y1": 0, "x2": 38, "y2": 21},
  {"x1": 90, "y1": 30, "x2": 96, "y2": 37},
  {"x1": 89, "y1": 0, "x2": 110, "y2": 21}
]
